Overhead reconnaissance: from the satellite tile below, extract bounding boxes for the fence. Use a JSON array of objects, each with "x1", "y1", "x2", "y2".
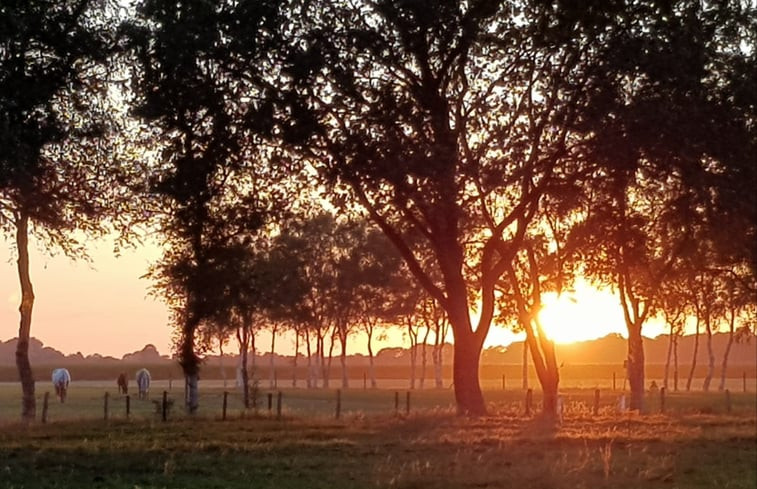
[{"x1": 2, "y1": 381, "x2": 753, "y2": 425}]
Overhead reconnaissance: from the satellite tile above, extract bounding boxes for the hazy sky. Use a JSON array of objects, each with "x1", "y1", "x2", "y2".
[{"x1": 1, "y1": 235, "x2": 665, "y2": 359}]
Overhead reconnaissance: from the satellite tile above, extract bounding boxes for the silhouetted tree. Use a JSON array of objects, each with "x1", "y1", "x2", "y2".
[{"x1": 1, "y1": 0, "x2": 124, "y2": 422}]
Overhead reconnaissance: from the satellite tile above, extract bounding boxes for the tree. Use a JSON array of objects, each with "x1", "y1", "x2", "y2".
[
  {"x1": 276, "y1": 0, "x2": 606, "y2": 414},
  {"x1": 1, "y1": 0, "x2": 124, "y2": 422},
  {"x1": 127, "y1": 0, "x2": 286, "y2": 412},
  {"x1": 566, "y1": 0, "x2": 756, "y2": 411}
]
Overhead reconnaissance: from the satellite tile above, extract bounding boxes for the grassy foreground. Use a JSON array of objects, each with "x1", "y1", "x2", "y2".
[{"x1": 0, "y1": 408, "x2": 755, "y2": 489}]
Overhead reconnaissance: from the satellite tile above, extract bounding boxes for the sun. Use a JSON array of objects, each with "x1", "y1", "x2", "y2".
[{"x1": 536, "y1": 281, "x2": 628, "y2": 344}]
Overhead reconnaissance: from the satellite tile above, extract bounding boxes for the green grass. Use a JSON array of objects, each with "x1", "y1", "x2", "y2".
[
  {"x1": 1, "y1": 382, "x2": 755, "y2": 423},
  {"x1": 0, "y1": 410, "x2": 754, "y2": 489},
  {"x1": 0, "y1": 384, "x2": 755, "y2": 488}
]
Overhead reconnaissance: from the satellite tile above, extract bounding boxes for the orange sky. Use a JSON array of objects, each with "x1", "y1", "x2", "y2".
[{"x1": 1, "y1": 236, "x2": 667, "y2": 359}]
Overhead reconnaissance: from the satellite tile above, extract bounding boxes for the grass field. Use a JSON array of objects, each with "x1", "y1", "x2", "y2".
[{"x1": 0, "y1": 385, "x2": 755, "y2": 488}]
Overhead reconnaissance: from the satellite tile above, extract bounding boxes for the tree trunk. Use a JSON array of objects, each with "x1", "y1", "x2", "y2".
[
  {"x1": 15, "y1": 213, "x2": 36, "y2": 422},
  {"x1": 185, "y1": 372, "x2": 199, "y2": 414},
  {"x1": 718, "y1": 310, "x2": 735, "y2": 392},
  {"x1": 673, "y1": 335, "x2": 679, "y2": 392},
  {"x1": 366, "y1": 325, "x2": 377, "y2": 388},
  {"x1": 522, "y1": 340, "x2": 529, "y2": 390},
  {"x1": 219, "y1": 339, "x2": 226, "y2": 389},
  {"x1": 269, "y1": 328, "x2": 276, "y2": 390},
  {"x1": 703, "y1": 315, "x2": 715, "y2": 392},
  {"x1": 292, "y1": 330, "x2": 299, "y2": 388},
  {"x1": 627, "y1": 323, "x2": 645, "y2": 412},
  {"x1": 179, "y1": 314, "x2": 201, "y2": 414},
  {"x1": 664, "y1": 323, "x2": 674, "y2": 390},
  {"x1": 419, "y1": 327, "x2": 430, "y2": 389},
  {"x1": 433, "y1": 343, "x2": 443, "y2": 389},
  {"x1": 451, "y1": 333, "x2": 486, "y2": 415},
  {"x1": 236, "y1": 324, "x2": 251, "y2": 408},
  {"x1": 340, "y1": 331, "x2": 349, "y2": 389},
  {"x1": 686, "y1": 319, "x2": 700, "y2": 391}
]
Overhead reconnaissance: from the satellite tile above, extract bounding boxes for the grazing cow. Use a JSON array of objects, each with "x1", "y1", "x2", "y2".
[
  {"x1": 117, "y1": 373, "x2": 128, "y2": 395},
  {"x1": 52, "y1": 368, "x2": 71, "y2": 403},
  {"x1": 136, "y1": 368, "x2": 151, "y2": 400}
]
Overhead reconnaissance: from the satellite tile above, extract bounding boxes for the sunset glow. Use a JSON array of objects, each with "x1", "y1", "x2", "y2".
[{"x1": 537, "y1": 282, "x2": 629, "y2": 344}]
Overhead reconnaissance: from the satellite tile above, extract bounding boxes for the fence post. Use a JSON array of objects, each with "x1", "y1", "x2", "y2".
[
  {"x1": 725, "y1": 389, "x2": 732, "y2": 414},
  {"x1": 593, "y1": 389, "x2": 600, "y2": 415},
  {"x1": 336, "y1": 389, "x2": 341, "y2": 419},
  {"x1": 525, "y1": 388, "x2": 533, "y2": 416},
  {"x1": 222, "y1": 391, "x2": 228, "y2": 421},
  {"x1": 394, "y1": 391, "x2": 399, "y2": 414},
  {"x1": 267, "y1": 393, "x2": 273, "y2": 413},
  {"x1": 502, "y1": 374, "x2": 506, "y2": 390},
  {"x1": 104, "y1": 392, "x2": 109, "y2": 421},
  {"x1": 406, "y1": 391, "x2": 411, "y2": 415},
  {"x1": 126, "y1": 395, "x2": 131, "y2": 419},
  {"x1": 613, "y1": 372, "x2": 616, "y2": 391},
  {"x1": 41, "y1": 392, "x2": 49, "y2": 424},
  {"x1": 276, "y1": 391, "x2": 282, "y2": 420},
  {"x1": 162, "y1": 391, "x2": 168, "y2": 422}
]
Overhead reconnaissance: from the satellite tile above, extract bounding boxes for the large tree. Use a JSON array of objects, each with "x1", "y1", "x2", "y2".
[
  {"x1": 276, "y1": 0, "x2": 606, "y2": 414},
  {"x1": 127, "y1": 0, "x2": 287, "y2": 412},
  {"x1": 1, "y1": 0, "x2": 124, "y2": 422},
  {"x1": 569, "y1": 0, "x2": 756, "y2": 411}
]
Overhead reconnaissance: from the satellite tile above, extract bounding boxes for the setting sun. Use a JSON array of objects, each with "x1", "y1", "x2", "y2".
[{"x1": 537, "y1": 282, "x2": 629, "y2": 344}]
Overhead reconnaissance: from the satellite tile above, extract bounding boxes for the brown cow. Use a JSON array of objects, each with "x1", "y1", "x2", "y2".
[{"x1": 117, "y1": 373, "x2": 128, "y2": 395}]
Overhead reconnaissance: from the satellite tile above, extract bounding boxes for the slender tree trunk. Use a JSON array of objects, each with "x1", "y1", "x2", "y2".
[
  {"x1": 340, "y1": 330, "x2": 349, "y2": 389},
  {"x1": 686, "y1": 319, "x2": 700, "y2": 391},
  {"x1": 522, "y1": 340, "x2": 529, "y2": 390},
  {"x1": 15, "y1": 213, "x2": 36, "y2": 422},
  {"x1": 237, "y1": 326, "x2": 250, "y2": 408},
  {"x1": 407, "y1": 318, "x2": 418, "y2": 390},
  {"x1": 250, "y1": 331, "x2": 257, "y2": 371},
  {"x1": 703, "y1": 315, "x2": 715, "y2": 392},
  {"x1": 292, "y1": 330, "x2": 299, "y2": 388},
  {"x1": 673, "y1": 335, "x2": 679, "y2": 392},
  {"x1": 219, "y1": 338, "x2": 226, "y2": 389},
  {"x1": 627, "y1": 322, "x2": 645, "y2": 412},
  {"x1": 718, "y1": 309, "x2": 735, "y2": 392},
  {"x1": 419, "y1": 326, "x2": 430, "y2": 389},
  {"x1": 180, "y1": 317, "x2": 201, "y2": 414},
  {"x1": 366, "y1": 325, "x2": 377, "y2": 388},
  {"x1": 305, "y1": 330, "x2": 313, "y2": 388},
  {"x1": 269, "y1": 327, "x2": 277, "y2": 390},
  {"x1": 664, "y1": 323, "x2": 674, "y2": 390},
  {"x1": 324, "y1": 329, "x2": 335, "y2": 389}
]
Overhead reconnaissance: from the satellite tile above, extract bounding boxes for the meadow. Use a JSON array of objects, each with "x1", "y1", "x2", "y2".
[{"x1": 0, "y1": 384, "x2": 755, "y2": 488}]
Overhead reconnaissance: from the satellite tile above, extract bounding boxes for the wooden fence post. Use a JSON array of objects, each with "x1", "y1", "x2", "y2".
[
  {"x1": 104, "y1": 392, "x2": 109, "y2": 421},
  {"x1": 394, "y1": 391, "x2": 399, "y2": 414},
  {"x1": 126, "y1": 395, "x2": 131, "y2": 419},
  {"x1": 406, "y1": 391, "x2": 411, "y2": 415},
  {"x1": 336, "y1": 389, "x2": 341, "y2": 419},
  {"x1": 660, "y1": 387, "x2": 665, "y2": 414},
  {"x1": 525, "y1": 388, "x2": 533, "y2": 416},
  {"x1": 502, "y1": 374, "x2": 506, "y2": 390},
  {"x1": 222, "y1": 391, "x2": 228, "y2": 421},
  {"x1": 593, "y1": 389, "x2": 600, "y2": 415},
  {"x1": 267, "y1": 393, "x2": 273, "y2": 413},
  {"x1": 41, "y1": 392, "x2": 49, "y2": 424},
  {"x1": 276, "y1": 391, "x2": 282, "y2": 419},
  {"x1": 725, "y1": 389, "x2": 732, "y2": 414},
  {"x1": 162, "y1": 391, "x2": 168, "y2": 422},
  {"x1": 613, "y1": 372, "x2": 616, "y2": 391}
]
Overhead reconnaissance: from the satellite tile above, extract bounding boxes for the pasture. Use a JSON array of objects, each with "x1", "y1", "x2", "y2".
[{"x1": 0, "y1": 385, "x2": 755, "y2": 489}]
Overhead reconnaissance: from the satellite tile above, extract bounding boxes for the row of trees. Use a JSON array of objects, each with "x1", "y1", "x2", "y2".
[{"x1": 3, "y1": 0, "x2": 755, "y2": 421}]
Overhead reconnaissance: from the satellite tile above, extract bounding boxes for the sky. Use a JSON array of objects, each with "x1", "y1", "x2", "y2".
[{"x1": 1, "y1": 235, "x2": 668, "y2": 359}]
